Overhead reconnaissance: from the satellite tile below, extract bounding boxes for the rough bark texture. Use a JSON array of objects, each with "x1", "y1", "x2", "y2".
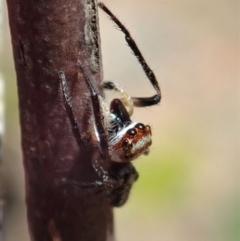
[{"x1": 6, "y1": 0, "x2": 114, "y2": 240}]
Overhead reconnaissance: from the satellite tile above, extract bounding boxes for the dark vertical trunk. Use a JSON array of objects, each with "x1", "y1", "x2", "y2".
[{"x1": 5, "y1": 0, "x2": 114, "y2": 240}]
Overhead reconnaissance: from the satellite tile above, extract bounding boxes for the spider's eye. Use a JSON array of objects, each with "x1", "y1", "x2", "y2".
[
  {"x1": 135, "y1": 123, "x2": 145, "y2": 130},
  {"x1": 122, "y1": 139, "x2": 129, "y2": 147},
  {"x1": 126, "y1": 128, "x2": 137, "y2": 136}
]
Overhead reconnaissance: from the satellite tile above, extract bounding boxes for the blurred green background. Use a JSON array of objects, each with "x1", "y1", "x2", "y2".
[{"x1": 0, "y1": 0, "x2": 239, "y2": 240}]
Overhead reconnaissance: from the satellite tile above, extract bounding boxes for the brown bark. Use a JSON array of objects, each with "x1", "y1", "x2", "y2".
[{"x1": 6, "y1": 0, "x2": 114, "y2": 240}]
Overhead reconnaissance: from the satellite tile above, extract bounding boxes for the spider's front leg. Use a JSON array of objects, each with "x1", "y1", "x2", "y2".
[
  {"x1": 73, "y1": 150, "x2": 124, "y2": 191},
  {"x1": 59, "y1": 70, "x2": 121, "y2": 191}
]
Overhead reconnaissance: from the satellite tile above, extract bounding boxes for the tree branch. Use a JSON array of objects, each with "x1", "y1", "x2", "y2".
[{"x1": 6, "y1": 0, "x2": 114, "y2": 240}]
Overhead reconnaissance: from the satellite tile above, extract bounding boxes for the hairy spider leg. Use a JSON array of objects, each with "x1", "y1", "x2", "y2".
[
  {"x1": 98, "y1": 2, "x2": 161, "y2": 107},
  {"x1": 76, "y1": 61, "x2": 126, "y2": 189},
  {"x1": 59, "y1": 71, "x2": 82, "y2": 147},
  {"x1": 77, "y1": 62, "x2": 109, "y2": 159},
  {"x1": 59, "y1": 69, "x2": 119, "y2": 190},
  {"x1": 102, "y1": 81, "x2": 134, "y2": 116}
]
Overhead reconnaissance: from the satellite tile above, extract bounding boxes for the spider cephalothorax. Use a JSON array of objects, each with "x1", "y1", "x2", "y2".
[
  {"x1": 110, "y1": 122, "x2": 152, "y2": 163},
  {"x1": 59, "y1": 3, "x2": 161, "y2": 207}
]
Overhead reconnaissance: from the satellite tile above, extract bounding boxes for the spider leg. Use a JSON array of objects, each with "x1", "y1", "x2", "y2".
[
  {"x1": 77, "y1": 61, "x2": 109, "y2": 159},
  {"x1": 59, "y1": 71, "x2": 82, "y2": 147},
  {"x1": 59, "y1": 70, "x2": 120, "y2": 189},
  {"x1": 70, "y1": 154, "x2": 124, "y2": 193},
  {"x1": 75, "y1": 161, "x2": 139, "y2": 207},
  {"x1": 132, "y1": 95, "x2": 161, "y2": 107},
  {"x1": 98, "y1": 2, "x2": 161, "y2": 107},
  {"x1": 71, "y1": 180, "x2": 106, "y2": 189},
  {"x1": 83, "y1": 155, "x2": 123, "y2": 191},
  {"x1": 77, "y1": 62, "x2": 124, "y2": 188},
  {"x1": 102, "y1": 81, "x2": 134, "y2": 116},
  {"x1": 71, "y1": 178, "x2": 121, "y2": 191}
]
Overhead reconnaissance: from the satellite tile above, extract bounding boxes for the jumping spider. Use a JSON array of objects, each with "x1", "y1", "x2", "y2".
[{"x1": 59, "y1": 3, "x2": 161, "y2": 207}]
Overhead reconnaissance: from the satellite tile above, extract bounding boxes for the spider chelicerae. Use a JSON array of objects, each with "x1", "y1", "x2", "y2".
[{"x1": 59, "y1": 2, "x2": 161, "y2": 207}]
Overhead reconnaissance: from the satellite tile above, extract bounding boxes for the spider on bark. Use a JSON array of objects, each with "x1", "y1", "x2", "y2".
[{"x1": 59, "y1": 2, "x2": 161, "y2": 207}]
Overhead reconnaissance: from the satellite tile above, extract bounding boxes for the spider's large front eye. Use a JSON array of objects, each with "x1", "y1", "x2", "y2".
[
  {"x1": 126, "y1": 128, "x2": 137, "y2": 136},
  {"x1": 135, "y1": 123, "x2": 145, "y2": 130}
]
